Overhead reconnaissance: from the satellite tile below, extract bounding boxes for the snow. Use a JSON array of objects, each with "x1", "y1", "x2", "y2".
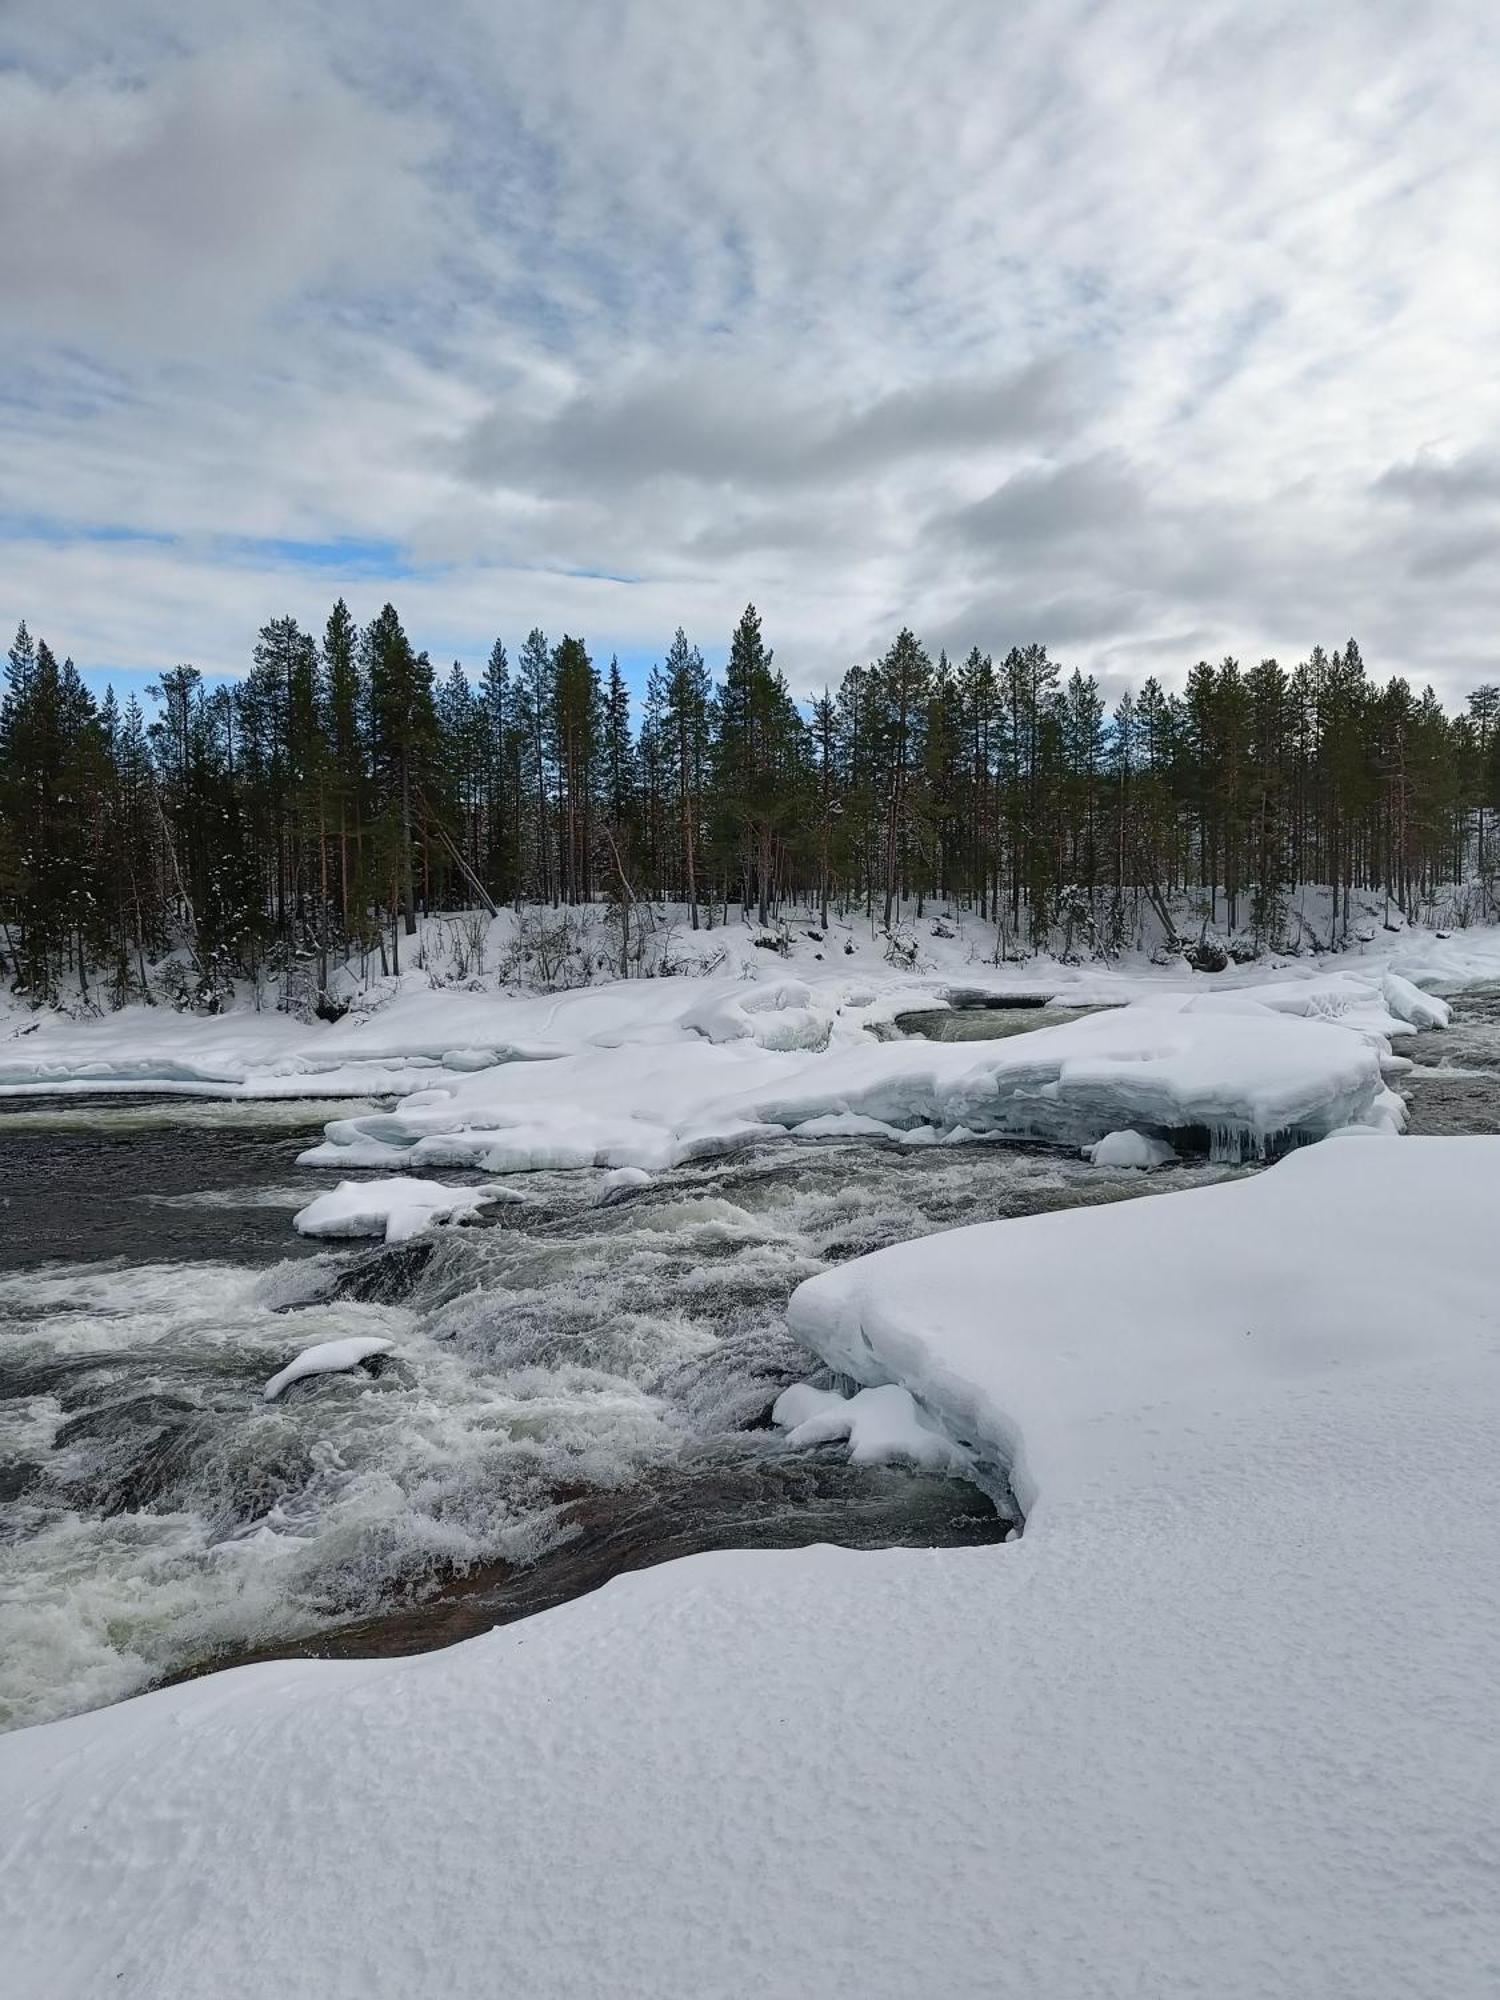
[
  {"x1": 1, "y1": 901, "x2": 1490, "y2": 1110},
  {"x1": 772, "y1": 1379, "x2": 972, "y2": 1472},
  {"x1": 1086, "y1": 1126, "x2": 1176, "y2": 1167},
  {"x1": 1383, "y1": 968, "x2": 1452, "y2": 1030},
  {"x1": 594, "y1": 1165, "x2": 653, "y2": 1203},
  {"x1": 291, "y1": 1177, "x2": 501, "y2": 1244},
  {"x1": 6, "y1": 908, "x2": 1485, "y2": 1185},
  {"x1": 261, "y1": 1336, "x2": 398, "y2": 1402},
  {"x1": 297, "y1": 993, "x2": 1397, "y2": 1173},
  {"x1": 3, "y1": 1135, "x2": 1497, "y2": 1997}
]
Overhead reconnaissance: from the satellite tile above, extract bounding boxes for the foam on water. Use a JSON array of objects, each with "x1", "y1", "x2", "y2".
[{"x1": 1, "y1": 1136, "x2": 1247, "y2": 1730}]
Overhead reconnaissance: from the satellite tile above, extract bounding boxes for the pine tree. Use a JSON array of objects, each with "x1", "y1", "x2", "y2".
[
  {"x1": 321, "y1": 598, "x2": 365, "y2": 935},
  {"x1": 551, "y1": 635, "x2": 603, "y2": 903},
  {"x1": 661, "y1": 629, "x2": 712, "y2": 927},
  {"x1": 712, "y1": 604, "x2": 808, "y2": 924},
  {"x1": 480, "y1": 638, "x2": 511, "y2": 902},
  {"x1": 514, "y1": 628, "x2": 554, "y2": 904},
  {"x1": 364, "y1": 603, "x2": 436, "y2": 951},
  {"x1": 5, "y1": 596, "x2": 1497, "y2": 1001}
]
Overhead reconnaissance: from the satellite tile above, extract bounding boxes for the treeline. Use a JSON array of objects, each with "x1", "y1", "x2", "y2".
[{"x1": 2, "y1": 602, "x2": 1497, "y2": 1007}]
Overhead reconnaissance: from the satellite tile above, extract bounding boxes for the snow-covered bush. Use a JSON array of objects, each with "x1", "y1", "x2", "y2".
[{"x1": 497, "y1": 909, "x2": 609, "y2": 991}]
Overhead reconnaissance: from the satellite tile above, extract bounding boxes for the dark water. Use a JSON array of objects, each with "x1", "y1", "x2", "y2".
[
  {"x1": 0, "y1": 1096, "x2": 388, "y2": 1268},
  {"x1": 165, "y1": 1447, "x2": 1005, "y2": 1683},
  {"x1": 1397, "y1": 986, "x2": 1500, "y2": 1134},
  {"x1": 0, "y1": 1086, "x2": 1255, "y2": 1730},
  {"x1": 891, "y1": 1001, "x2": 1112, "y2": 1043}
]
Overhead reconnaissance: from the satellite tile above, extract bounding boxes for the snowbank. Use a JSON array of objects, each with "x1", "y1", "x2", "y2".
[
  {"x1": 292, "y1": 1178, "x2": 500, "y2": 1244},
  {"x1": 261, "y1": 1336, "x2": 397, "y2": 1402},
  {"x1": 789, "y1": 1130, "x2": 1500, "y2": 1506},
  {"x1": 302, "y1": 995, "x2": 1397, "y2": 1173},
  {"x1": 2, "y1": 909, "x2": 1489, "y2": 1107},
  {"x1": 3, "y1": 1138, "x2": 1496, "y2": 1998},
  {"x1": 0, "y1": 925, "x2": 1447, "y2": 1174}
]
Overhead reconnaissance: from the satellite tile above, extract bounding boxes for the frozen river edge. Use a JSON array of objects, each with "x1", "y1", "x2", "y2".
[
  {"x1": 4, "y1": 930, "x2": 1500, "y2": 1998},
  {"x1": 4, "y1": 1134, "x2": 1498, "y2": 1998}
]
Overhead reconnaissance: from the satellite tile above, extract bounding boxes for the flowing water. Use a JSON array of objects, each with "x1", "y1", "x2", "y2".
[
  {"x1": 1395, "y1": 985, "x2": 1500, "y2": 1135},
  {"x1": 889, "y1": 1000, "x2": 1112, "y2": 1042},
  {"x1": 0, "y1": 1088, "x2": 1250, "y2": 1729},
  {"x1": 6, "y1": 984, "x2": 1489, "y2": 1735}
]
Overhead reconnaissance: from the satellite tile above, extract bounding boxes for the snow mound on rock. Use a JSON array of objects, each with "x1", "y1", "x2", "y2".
[
  {"x1": 1086, "y1": 1129, "x2": 1176, "y2": 1168},
  {"x1": 594, "y1": 1166, "x2": 653, "y2": 1204},
  {"x1": 1382, "y1": 970, "x2": 1451, "y2": 1030},
  {"x1": 292, "y1": 1178, "x2": 500, "y2": 1244},
  {"x1": 773, "y1": 1380, "x2": 971, "y2": 1472},
  {"x1": 262, "y1": 1336, "x2": 396, "y2": 1402}
]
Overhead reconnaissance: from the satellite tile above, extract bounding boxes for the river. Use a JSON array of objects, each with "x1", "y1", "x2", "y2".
[{"x1": 2, "y1": 985, "x2": 1488, "y2": 1730}]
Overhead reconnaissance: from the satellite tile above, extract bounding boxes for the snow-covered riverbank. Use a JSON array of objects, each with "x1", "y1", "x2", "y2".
[
  {"x1": 3, "y1": 1133, "x2": 1497, "y2": 1998},
  {"x1": 5, "y1": 923, "x2": 1500, "y2": 1997},
  {"x1": 5, "y1": 917, "x2": 1497, "y2": 1165}
]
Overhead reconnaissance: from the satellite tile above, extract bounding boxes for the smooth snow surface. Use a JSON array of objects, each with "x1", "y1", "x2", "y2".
[
  {"x1": 1086, "y1": 1127, "x2": 1176, "y2": 1167},
  {"x1": 4, "y1": 1137, "x2": 1497, "y2": 1998},
  {"x1": 261, "y1": 1336, "x2": 397, "y2": 1402},
  {"x1": 292, "y1": 1177, "x2": 499, "y2": 1244}
]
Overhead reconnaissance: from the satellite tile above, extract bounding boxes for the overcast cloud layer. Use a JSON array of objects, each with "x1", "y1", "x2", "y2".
[{"x1": 3, "y1": 0, "x2": 1498, "y2": 701}]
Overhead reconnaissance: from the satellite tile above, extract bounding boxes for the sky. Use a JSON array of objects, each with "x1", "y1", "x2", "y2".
[{"x1": 2, "y1": 0, "x2": 1499, "y2": 713}]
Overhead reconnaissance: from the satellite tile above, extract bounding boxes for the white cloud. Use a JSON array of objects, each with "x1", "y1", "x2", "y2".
[
  {"x1": 3, "y1": 0, "x2": 1500, "y2": 699},
  {"x1": 0, "y1": 49, "x2": 442, "y2": 352}
]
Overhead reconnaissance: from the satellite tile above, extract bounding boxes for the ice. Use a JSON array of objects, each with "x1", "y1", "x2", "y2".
[
  {"x1": 292, "y1": 1178, "x2": 502, "y2": 1244},
  {"x1": 261, "y1": 1336, "x2": 398, "y2": 1402},
  {"x1": 768, "y1": 1381, "x2": 847, "y2": 1429},
  {"x1": 773, "y1": 1379, "x2": 971, "y2": 1471},
  {"x1": 1086, "y1": 1128, "x2": 1175, "y2": 1167},
  {"x1": 308, "y1": 995, "x2": 1391, "y2": 1174},
  {"x1": 788, "y1": 1111, "x2": 904, "y2": 1140}
]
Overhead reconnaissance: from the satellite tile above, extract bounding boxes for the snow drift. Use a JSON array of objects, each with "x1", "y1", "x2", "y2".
[{"x1": 299, "y1": 994, "x2": 1399, "y2": 1174}]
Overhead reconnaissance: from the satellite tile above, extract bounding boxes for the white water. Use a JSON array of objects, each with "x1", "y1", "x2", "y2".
[{"x1": 1, "y1": 1115, "x2": 1245, "y2": 1730}]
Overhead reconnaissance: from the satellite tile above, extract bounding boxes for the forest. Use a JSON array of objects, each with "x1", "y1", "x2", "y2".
[{"x1": 2, "y1": 600, "x2": 1498, "y2": 1009}]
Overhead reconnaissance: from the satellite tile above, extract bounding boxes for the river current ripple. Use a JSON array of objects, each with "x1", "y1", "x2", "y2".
[{"x1": 4, "y1": 985, "x2": 1487, "y2": 1731}]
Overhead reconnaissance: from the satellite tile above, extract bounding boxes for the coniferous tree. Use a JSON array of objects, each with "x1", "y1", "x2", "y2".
[
  {"x1": 364, "y1": 603, "x2": 435, "y2": 953},
  {"x1": 5, "y1": 596, "x2": 1497, "y2": 1004}
]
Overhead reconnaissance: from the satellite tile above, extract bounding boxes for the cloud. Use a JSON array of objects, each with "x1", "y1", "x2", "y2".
[
  {"x1": 930, "y1": 456, "x2": 1143, "y2": 551},
  {"x1": 1375, "y1": 449, "x2": 1500, "y2": 510},
  {"x1": 4, "y1": 0, "x2": 1500, "y2": 704},
  {"x1": 1401, "y1": 523, "x2": 1499, "y2": 580},
  {"x1": 0, "y1": 50, "x2": 443, "y2": 353},
  {"x1": 455, "y1": 358, "x2": 1077, "y2": 498}
]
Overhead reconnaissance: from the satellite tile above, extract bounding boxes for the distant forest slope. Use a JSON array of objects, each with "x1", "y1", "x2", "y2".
[{"x1": 3, "y1": 603, "x2": 1499, "y2": 1009}]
